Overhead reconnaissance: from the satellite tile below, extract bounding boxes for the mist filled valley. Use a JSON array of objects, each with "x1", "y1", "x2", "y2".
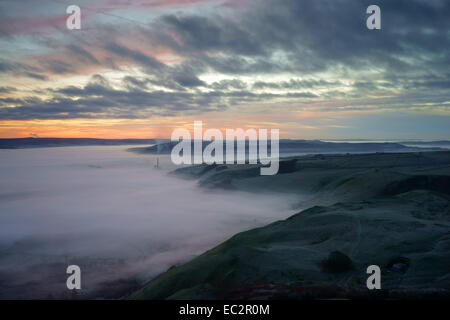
[
  {"x1": 0, "y1": 146, "x2": 297, "y2": 299},
  {"x1": 1, "y1": 144, "x2": 450, "y2": 299}
]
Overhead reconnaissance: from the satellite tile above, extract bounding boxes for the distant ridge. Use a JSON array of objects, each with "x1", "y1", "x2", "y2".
[
  {"x1": 0, "y1": 138, "x2": 167, "y2": 149},
  {"x1": 127, "y1": 139, "x2": 443, "y2": 155},
  {"x1": 398, "y1": 140, "x2": 450, "y2": 146},
  {"x1": 2, "y1": 138, "x2": 447, "y2": 152}
]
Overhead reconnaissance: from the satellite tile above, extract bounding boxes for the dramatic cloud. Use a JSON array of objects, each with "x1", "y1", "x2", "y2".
[{"x1": 0, "y1": 0, "x2": 448, "y2": 137}]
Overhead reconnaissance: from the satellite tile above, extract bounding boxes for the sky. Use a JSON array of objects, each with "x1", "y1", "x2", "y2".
[{"x1": 0, "y1": 0, "x2": 449, "y2": 139}]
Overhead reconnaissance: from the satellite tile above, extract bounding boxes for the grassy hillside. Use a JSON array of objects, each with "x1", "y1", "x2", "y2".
[{"x1": 132, "y1": 151, "x2": 450, "y2": 299}]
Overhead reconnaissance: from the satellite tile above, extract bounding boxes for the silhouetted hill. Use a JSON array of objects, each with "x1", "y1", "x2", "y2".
[
  {"x1": 0, "y1": 138, "x2": 165, "y2": 149},
  {"x1": 132, "y1": 151, "x2": 450, "y2": 299},
  {"x1": 128, "y1": 139, "x2": 442, "y2": 155}
]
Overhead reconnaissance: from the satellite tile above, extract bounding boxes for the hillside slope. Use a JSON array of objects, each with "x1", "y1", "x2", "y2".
[{"x1": 132, "y1": 151, "x2": 450, "y2": 299}]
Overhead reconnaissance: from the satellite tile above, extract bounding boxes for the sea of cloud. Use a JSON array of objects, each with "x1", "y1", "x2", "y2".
[{"x1": 0, "y1": 146, "x2": 297, "y2": 298}]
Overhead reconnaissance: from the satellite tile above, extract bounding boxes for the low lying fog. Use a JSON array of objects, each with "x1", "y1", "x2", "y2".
[{"x1": 0, "y1": 146, "x2": 297, "y2": 298}]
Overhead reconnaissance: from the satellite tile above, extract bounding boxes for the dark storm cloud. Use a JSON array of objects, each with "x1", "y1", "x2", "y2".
[
  {"x1": 103, "y1": 42, "x2": 206, "y2": 88},
  {"x1": 122, "y1": 76, "x2": 151, "y2": 90},
  {"x1": 0, "y1": 72, "x2": 318, "y2": 119},
  {"x1": 160, "y1": 14, "x2": 265, "y2": 56},
  {"x1": 172, "y1": 72, "x2": 205, "y2": 87},
  {"x1": 199, "y1": 55, "x2": 285, "y2": 74},
  {"x1": 0, "y1": 0, "x2": 448, "y2": 120},
  {"x1": 251, "y1": 0, "x2": 449, "y2": 72},
  {"x1": 104, "y1": 43, "x2": 167, "y2": 72},
  {"x1": 253, "y1": 79, "x2": 342, "y2": 90},
  {"x1": 44, "y1": 60, "x2": 74, "y2": 74},
  {"x1": 0, "y1": 60, "x2": 48, "y2": 81},
  {"x1": 210, "y1": 79, "x2": 247, "y2": 91},
  {"x1": 0, "y1": 87, "x2": 16, "y2": 93},
  {"x1": 0, "y1": 91, "x2": 224, "y2": 120},
  {"x1": 0, "y1": 72, "x2": 225, "y2": 119},
  {"x1": 153, "y1": 0, "x2": 449, "y2": 82},
  {"x1": 67, "y1": 44, "x2": 100, "y2": 65}
]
